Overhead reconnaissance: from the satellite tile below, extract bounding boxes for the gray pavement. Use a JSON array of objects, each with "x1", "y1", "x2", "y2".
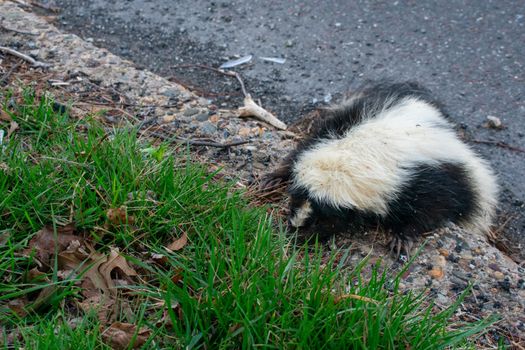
[{"x1": 52, "y1": 0, "x2": 524, "y2": 256}]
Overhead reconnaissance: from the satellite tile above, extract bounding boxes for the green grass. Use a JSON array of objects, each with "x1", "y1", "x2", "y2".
[{"x1": 0, "y1": 89, "x2": 494, "y2": 349}]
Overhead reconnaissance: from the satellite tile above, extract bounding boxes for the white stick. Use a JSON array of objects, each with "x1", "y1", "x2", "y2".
[
  {"x1": 238, "y1": 95, "x2": 287, "y2": 130},
  {"x1": 0, "y1": 46, "x2": 51, "y2": 68}
]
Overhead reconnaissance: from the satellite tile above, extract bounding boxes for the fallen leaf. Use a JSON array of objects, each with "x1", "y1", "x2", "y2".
[
  {"x1": 78, "y1": 295, "x2": 115, "y2": 324},
  {"x1": 7, "y1": 298, "x2": 28, "y2": 317},
  {"x1": 7, "y1": 120, "x2": 18, "y2": 138},
  {"x1": 107, "y1": 206, "x2": 135, "y2": 225},
  {"x1": 99, "y1": 249, "x2": 138, "y2": 295},
  {"x1": 171, "y1": 268, "x2": 184, "y2": 284},
  {"x1": 150, "y1": 253, "x2": 168, "y2": 265},
  {"x1": 102, "y1": 322, "x2": 151, "y2": 350},
  {"x1": 0, "y1": 109, "x2": 12, "y2": 121},
  {"x1": 166, "y1": 232, "x2": 188, "y2": 252},
  {"x1": 23, "y1": 224, "x2": 81, "y2": 268},
  {"x1": 0, "y1": 231, "x2": 9, "y2": 246}
]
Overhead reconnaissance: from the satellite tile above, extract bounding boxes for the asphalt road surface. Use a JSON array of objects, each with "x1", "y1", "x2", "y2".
[{"x1": 51, "y1": 0, "x2": 524, "y2": 256}]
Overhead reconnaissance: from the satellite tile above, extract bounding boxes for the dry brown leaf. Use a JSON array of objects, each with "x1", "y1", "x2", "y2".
[
  {"x1": 155, "y1": 302, "x2": 183, "y2": 328},
  {"x1": 80, "y1": 251, "x2": 110, "y2": 298},
  {"x1": 99, "y1": 249, "x2": 138, "y2": 294},
  {"x1": 27, "y1": 267, "x2": 47, "y2": 281},
  {"x1": 30, "y1": 284, "x2": 61, "y2": 311},
  {"x1": 151, "y1": 253, "x2": 168, "y2": 265},
  {"x1": 166, "y1": 231, "x2": 188, "y2": 251},
  {"x1": 7, "y1": 120, "x2": 19, "y2": 138},
  {"x1": 23, "y1": 224, "x2": 81, "y2": 268},
  {"x1": 78, "y1": 295, "x2": 115, "y2": 324},
  {"x1": 0, "y1": 231, "x2": 9, "y2": 246},
  {"x1": 102, "y1": 322, "x2": 151, "y2": 350},
  {"x1": 171, "y1": 268, "x2": 184, "y2": 284},
  {"x1": 107, "y1": 206, "x2": 135, "y2": 225},
  {"x1": 0, "y1": 109, "x2": 12, "y2": 121},
  {"x1": 57, "y1": 240, "x2": 87, "y2": 270},
  {"x1": 7, "y1": 298, "x2": 28, "y2": 317}
]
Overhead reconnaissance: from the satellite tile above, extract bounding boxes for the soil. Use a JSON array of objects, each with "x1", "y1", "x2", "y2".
[{"x1": 32, "y1": 0, "x2": 525, "y2": 256}]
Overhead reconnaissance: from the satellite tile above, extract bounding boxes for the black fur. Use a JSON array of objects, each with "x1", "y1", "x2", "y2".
[
  {"x1": 287, "y1": 163, "x2": 477, "y2": 248},
  {"x1": 312, "y1": 81, "x2": 448, "y2": 140},
  {"x1": 381, "y1": 163, "x2": 476, "y2": 236}
]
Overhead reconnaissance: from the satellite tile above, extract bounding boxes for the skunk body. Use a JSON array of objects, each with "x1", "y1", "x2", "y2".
[{"x1": 270, "y1": 82, "x2": 498, "y2": 254}]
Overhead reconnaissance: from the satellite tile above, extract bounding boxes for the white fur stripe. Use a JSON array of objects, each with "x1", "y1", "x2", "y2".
[{"x1": 292, "y1": 97, "x2": 498, "y2": 231}]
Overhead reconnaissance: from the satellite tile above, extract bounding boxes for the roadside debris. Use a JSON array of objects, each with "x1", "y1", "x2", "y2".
[
  {"x1": 238, "y1": 94, "x2": 287, "y2": 130},
  {"x1": 484, "y1": 115, "x2": 504, "y2": 130},
  {"x1": 0, "y1": 46, "x2": 51, "y2": 68},
  {"x1": 259, "y1": 56, "x2": 286, "y2": 64},
  {"x1": 219, "y1": 55, "x2": 253, "y2": 69},
  {"x1": 173, "y1": 63, "x2": 287, "y2": 130}
]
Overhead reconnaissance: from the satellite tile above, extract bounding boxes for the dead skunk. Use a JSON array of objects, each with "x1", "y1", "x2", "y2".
[{"x1": 265, "y1": 81, "x2": 498, "y2": 256}]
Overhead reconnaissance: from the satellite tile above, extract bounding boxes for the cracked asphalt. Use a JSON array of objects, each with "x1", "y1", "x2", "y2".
[{"x1": 50, "y1": 0, "x2": 525, "y2": 257}]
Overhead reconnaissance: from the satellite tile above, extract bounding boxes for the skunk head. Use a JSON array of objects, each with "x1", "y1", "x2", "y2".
[{"x1": 288, "y1": 196, "x2": 316, "y2": 229}]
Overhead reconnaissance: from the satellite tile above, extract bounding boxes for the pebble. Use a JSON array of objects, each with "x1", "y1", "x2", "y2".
[
  {"x1": 432, "y1": 255, "x2": 446, "y2": 267},
  {"x1": 183, "y1": 108, "x2": 200, "y2": 117},
  {"x1": 485, "y1": 115, "x2": 503, "y2": 129},
  {"x1": 437, "y1": 248, "x2": 449, "y2": 257},
  {"x1": 428, "y1": 267, "x2": 444, "y2": 279},
  {"x1": 199, "y1": 122, "x2": 217, "y2": 135},
  {"x1": 238, "y1": 127, "x2": 251, "y2": 137},
  {"x1": 209, "y1": 114, "x2": 220, "y2": 123},
  {"x1": 493, "y1": 271, "x2": 505, "y2": 280},
  {"x1": 194, "y1": 113, "x2": 209, "y2": 122},
  {"x1": 162, "y1": 114, "x2": 176, "y2": 123},
  {"x1": 160, "y1": 87, "x2": 180, "y2": 99}
]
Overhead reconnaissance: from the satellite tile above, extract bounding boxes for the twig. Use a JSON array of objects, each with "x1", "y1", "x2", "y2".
[
  {"x1": 0, "y1": 23, "x2": 38, "y2": 35},
  {"x1": 174, "y1": 63, "x2": 248, "y2": 97},
  {"x1": 146, "y1": 131, "x2": 250, "y2": 148},
  {"x1": 0, "y1": 46, "x2": 51, "y2": 68},
  {"x1": 238, "y1": 95, "x2": 287, "y2": 130},
  {"x1": 28, "y1": 0, "x2": 60, "y2": 12},
  {"x1": 471, "y1": 139, "x2": 525, "y2": 154},
  {"x1": 135, "y1": 116, "x2": 158, "y2": 130},
  {"x1": 173, "y1": 63, "x2": 287, "y2": 129}
]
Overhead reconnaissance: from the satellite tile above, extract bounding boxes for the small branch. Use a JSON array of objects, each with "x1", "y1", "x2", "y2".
[
  {"x1": 173, "y1": 63, "x2": 287, "y2": 130},
  {"x1": 146, "y1": 131, "x2": 250, "y2": 148},
  {"x1": 0, "y1": 23, "x2": 38, "y2": 35},
  {"x1": 231, "y1": 71, "x2": 248, "y2": 97},
  {"x1": 135, "y1": 116, "x2": 158, "y2": 130},
  {"x1": 238, "y1": 95, "x2": 287, "y2": 130},
  {"x1": 471, "y1": 139, "x2": 525, "y2": 154},
  {"x1": 0, "y1": 46, "x2": 51, "y2": 68},
  {"x1": 28, "y1": 0, "x2": 60, "y2": 12}
]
